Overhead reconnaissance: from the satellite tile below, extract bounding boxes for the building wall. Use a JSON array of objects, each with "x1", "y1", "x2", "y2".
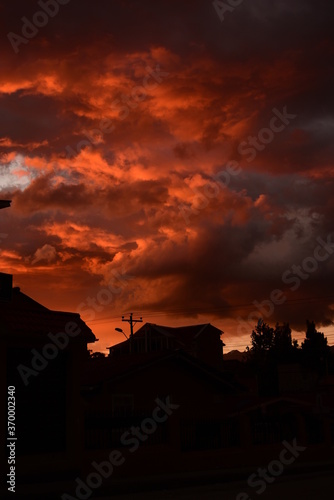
[
  {"x1": 2, "y1": 336, "x2": 88, "y2": 493},
  {"x1": 196, "y1": 329, "x2": 223, "y2": 366}
]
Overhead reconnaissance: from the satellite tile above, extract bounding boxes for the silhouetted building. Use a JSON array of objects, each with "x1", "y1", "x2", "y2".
[
  {"x1": 1, "y1": 282, "x2": 96, "y2": 496},
  {"x1": 0, "y1": 272, "x2": 13, "y2": 301},
  {"x1": 0, "y1": 199, "x2": 11, "y2": 209},
  {"x1": 108, "y1": 322, "x2": 225, "y2": 367},
  {"x1": 80, "y1": 345, "x2": 334, "y2": 488},
  {"x1": 81, "y1": 349, "x2": 242, "y2": 479}
]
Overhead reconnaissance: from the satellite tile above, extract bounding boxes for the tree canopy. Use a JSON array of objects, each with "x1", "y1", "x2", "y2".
[{"x1": 247, "y1": 319, "x2": 330, "y2": 372}]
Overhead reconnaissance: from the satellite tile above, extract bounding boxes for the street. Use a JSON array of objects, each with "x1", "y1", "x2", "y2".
[{"x1": 98, "y1": 471, "x2": 334, "y2": 500}]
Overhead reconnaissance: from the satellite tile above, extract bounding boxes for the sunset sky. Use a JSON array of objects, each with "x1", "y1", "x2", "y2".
[{"x1": 1, "y1": 0, "x2": 334, "y2": 353}]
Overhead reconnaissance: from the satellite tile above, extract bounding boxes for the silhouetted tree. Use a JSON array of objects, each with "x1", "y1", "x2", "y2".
[
  {"x1": 247, "y1": 320, "x2": 301, "y2": 395},
  {"x1": 247, "y1": 320, "x2": 299, "y2": 361},
  {"x1": 272, "y1": 322, "x2": 299, "y2": 362},
  {"x1": 301, "y1": 320, "x2": 330, "y2": 374},
  {"x1": 249, "y1": 319, "x2": 274, "y2": 358},
  {"x1": 246, "y1": 320, "x2": 277, "y2": 396}
]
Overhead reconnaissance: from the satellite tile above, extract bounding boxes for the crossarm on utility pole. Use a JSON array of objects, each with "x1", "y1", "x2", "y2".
[{"x1": 122, "y1": 313, "x2": 143, "y2": 353}]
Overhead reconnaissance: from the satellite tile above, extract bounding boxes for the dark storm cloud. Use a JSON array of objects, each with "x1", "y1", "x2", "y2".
[{"x1": 1, "y1": 0, "x2": 334, "y2": 344}]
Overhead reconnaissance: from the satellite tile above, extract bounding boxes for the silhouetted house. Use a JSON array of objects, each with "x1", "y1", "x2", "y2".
[
  {"x1": 236, "y1": 393, "x2": 334, "y2": 459},
  {"x1": 1, "y1": 281, "x2": 96, "y2": 496},
  {"x1": 0, "y1": 201, "x2": 12, "y2": 299},
  {"x1": 222, "y1": 359, "x2": 259, "y2": 395},
  {"x1": 108, "y1": 322, "x2": 225, "y2": 367},
  {"x1": 278, "y1": 363, "x2": 319, "y2": 393},
  {"x1": 81, "y1": 349, "x2": 243, "y2": 479},
  {"x1": 81, "y1": 346, "x2": 334, "y2": 490}
]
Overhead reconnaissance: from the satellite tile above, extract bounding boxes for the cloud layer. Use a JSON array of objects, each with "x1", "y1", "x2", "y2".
[{"x1": 1, "y1": 0, "x2": 334, "y2": 349}]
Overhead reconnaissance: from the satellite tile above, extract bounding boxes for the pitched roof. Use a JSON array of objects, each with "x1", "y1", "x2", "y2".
[
  {"x1": 110, "y1": 322, "x2": 223, "y2": 351},
  {"x1": 0, "y1": 287, "x2": 96, "y2": 343}
]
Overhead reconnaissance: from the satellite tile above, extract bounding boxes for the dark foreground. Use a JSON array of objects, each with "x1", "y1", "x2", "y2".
[{"x1": 97, "y1": 470, "x2": 333, "y2": 500}]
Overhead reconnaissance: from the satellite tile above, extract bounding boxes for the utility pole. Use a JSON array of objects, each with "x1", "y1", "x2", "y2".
[{"x1": 122, "y1": 313, "x2": 142, "y2": 354}]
